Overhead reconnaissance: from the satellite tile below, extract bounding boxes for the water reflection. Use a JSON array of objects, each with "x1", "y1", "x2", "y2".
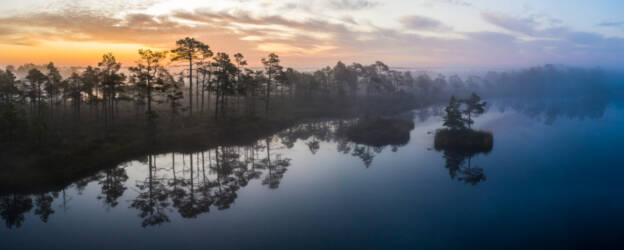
[
  {"x1": 1, "y1": 96, "x2": 614, "y2": 229},
  {"x1": 440, "y1": 150, "x2": 489, "y2": 185},
  {"x1": 122, "y1": 144, "x2": 293, "y2": 226},
  {"x1": 99, "y1": 168, "x2": 128, "y2": 208},
  {"x1": 0, "y1": 118, "x2": 419, "y2": 228},
  {"x1": 34, "y1": 193, "x2": 55, "y2": 223},
  {"x1": 0, "y1": 194, "x2": 33, "y2": 229},
  {"x1": 495, "y1": 95, "x2": 609, "y2": 125},
  {"x1": 131, "y1": 155, "x2": 170, "y2": 226},
  {"x1": 277, "y1": 120, "x2": 409, "y2": 168}
]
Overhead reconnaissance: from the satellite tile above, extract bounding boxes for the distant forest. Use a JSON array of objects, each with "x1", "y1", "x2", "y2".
[{"x1": 0, "y1": 37, "x2": 612, "y2": 168}]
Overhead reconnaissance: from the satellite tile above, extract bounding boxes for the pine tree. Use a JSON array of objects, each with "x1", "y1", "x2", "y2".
[
  {"x1": 443, "y1": 96, "x2": 465, "y2": 130},
  {"x1": 129, "y1": 49, "x2": 168, "y2": 121},
  {"x1": 462, "y1": 93, "x2": 486, "y2": 129},
  {"x1": 261, "y1": 53, "x2": 283, "y2": 119},
  {"x1": 170, "y1": 38, "x2": 211, "y2": 117}
]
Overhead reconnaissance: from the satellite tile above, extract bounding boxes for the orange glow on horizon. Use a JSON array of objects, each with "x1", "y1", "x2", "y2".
[
  {"x1": 0, "y1": 41, "x2": 157, "y2": 67},
  {"x1": 0, "y1": 40, "x2": 352, "y2": 69}
]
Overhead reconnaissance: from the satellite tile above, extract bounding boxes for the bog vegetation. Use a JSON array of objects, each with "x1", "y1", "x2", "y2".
[
  {"x1": 433, "y1": 93, "x2": 493, "y2": 185},
  {"x1": 0, "y1": 37, "x2": 610, "y2": 170},
  {"x1": 435, "y1": 93, "x2": 493, "y2": 152}
]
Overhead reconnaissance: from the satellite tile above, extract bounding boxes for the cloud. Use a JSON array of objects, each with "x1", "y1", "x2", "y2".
[
  {"x1": 0, "y1": 26, "x2": 13, "y2": 36},
  {"x1": 439, "y1": 0, "x2": 472, "y2": 7},
  {"x1": 0, "y1": 4, "x2": 622, "y2": 68},
  {"x1": 597, "y1": 21, "x2": 624, "y2": 27},
  {"x1": 480, "y1": 12, "x2": 617, "y2": 46},
  {"x1": 419, "y1": 0, "x2": 472, "y2": 8},
  {"x1": 481, "y1": 11, "x2": 538, "y2": 35},
  {"x1": 44, "y1": 0, "x2": 162, "y2": 14},
  {"x1": 0, "y1": 10, "x2": 188, "y2": 46},
  {"x1": 327, "y1": 0, "x2": 379, "y2": 10},
  {"x1": 399, "y1": 15, "x2": 451, "y2": 31},
  {"x1": 466, "y1": 31, "x2": 517, "y2": 44}
]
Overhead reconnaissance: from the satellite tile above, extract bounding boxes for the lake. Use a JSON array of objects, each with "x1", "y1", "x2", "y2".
[{"x1": 2, "y1": 96, "x2": 624, "y2": 250}]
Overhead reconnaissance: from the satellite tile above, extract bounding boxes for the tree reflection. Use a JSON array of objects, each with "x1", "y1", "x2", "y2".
[
  {"x1": 34, "y1": 193, "x2": 54, "y2": 223},
  {"x1": 259, "y1": 137, "x2": 291, "y2": 189},
  {"x1": 352, "y1": 145, "x2": 374, "y2": 168},
  {"x1": 165, "y1": 153, "x2": 208, "y2": 218},
  {"x1": 496, "y1": 96, "x2": 609, "y2": 125},
  {"x1": 119, "y1": 142, "x2": 295, "y2": 226},
  {"x1": 442, "y1": 150, "x2": 487, "y2": 185},
  {"x1": 275, "y1": 119, "x2": 412, "y2": 167},
  {"x1": 0, "y1": 194, "x2": 33, "y2": 229},
  {"x1": 1, "y1": 117, "x2": 421, "y2": 229},
  {"x1": 130, "y1": 154, "x2": 170, "y2": 227},
  {"x1": 98, "y1": 167, "x2": 128, "y2": 208}
]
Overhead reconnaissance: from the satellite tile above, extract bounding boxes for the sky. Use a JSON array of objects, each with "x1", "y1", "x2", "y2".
[{"x1": 0, "y1": 0, "x2": 623, "y2": 69}]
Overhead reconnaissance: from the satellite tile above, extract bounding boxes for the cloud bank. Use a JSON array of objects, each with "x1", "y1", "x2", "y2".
[{"x1": 0, "y1": 0, "x2": 622, "y2": 68}]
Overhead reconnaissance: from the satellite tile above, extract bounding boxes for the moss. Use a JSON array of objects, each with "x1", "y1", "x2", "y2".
[
  {"x1": 434, "y1": 128, "x2": 493, "y2": 153},
  {"x1": 343, "y1": 117, "x2": 415, "y2": 147}
]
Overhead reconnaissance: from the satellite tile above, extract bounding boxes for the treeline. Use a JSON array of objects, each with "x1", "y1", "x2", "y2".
[
  {"x1": 0, "y1": 37, "x2": 612, "y2": 150},
  {"x1": 0, "y1": 37, "x2": 440, "y2": 149},
  {"x1": 458, "y1": 65, "x2": 609, "y2": 97}
]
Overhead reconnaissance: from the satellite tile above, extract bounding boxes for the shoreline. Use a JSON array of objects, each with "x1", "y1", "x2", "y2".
[{"x1": 0, "y1": 99, "x2": 422, "y2": 194}]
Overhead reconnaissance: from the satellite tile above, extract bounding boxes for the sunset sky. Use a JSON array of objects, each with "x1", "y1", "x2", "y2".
[{"x1": 0, "y1": 0, "x2": 623, "y2": 68}]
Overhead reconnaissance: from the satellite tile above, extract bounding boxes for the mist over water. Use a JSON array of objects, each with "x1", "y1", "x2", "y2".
[
  {"x1": 2, "y1": 95, "x2": 624, "y2": 249},
  {"x1": 2, "y1": 0, "x2": 624, "y2": 248}
]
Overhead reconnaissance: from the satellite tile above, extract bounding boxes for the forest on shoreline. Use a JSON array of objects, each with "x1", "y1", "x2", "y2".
[{"x1": 0, "y1": 37, "x2": 614, "y2": 174}]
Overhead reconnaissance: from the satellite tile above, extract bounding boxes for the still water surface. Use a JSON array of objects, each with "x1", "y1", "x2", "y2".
[{"x1": 2, "y1": 97, "x2": 624, "y2": 249}]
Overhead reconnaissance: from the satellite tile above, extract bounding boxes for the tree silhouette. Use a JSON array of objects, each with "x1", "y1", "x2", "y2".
[
  {"x1": 195, "y1": 49, "x2": 213, "y2": 115},
  {"x1": 462, "y1": 93, "x2": 487, "y2": 129},
  {"x1": 98, "y1": 53, "x2": 125, "y2": 127},
  {"x1": 25, "y1": 68, "x2": 46, "y2": 117},
  {"x1": 80, "y1": 66, "x2": 100, "y2": 120},
  {"x1": 162, "y1": 75, "x2": 185, "y2": 121},
  {"x1": 171, "y1": 37, "x2": 211, "y2": 117},
  {"x1": 64, "y1": 73, "x2": 83, "y2": 122},
  {"x1": 233, "y1": 53, "x2": 248, "y2": 115},
  {"x1": 261, "y1": 53, "x2": 283, "y2": 119},
  {"x1": 44, "y1": 62, "x2": 62, "y2": 120},
  {"x1": 129, "y1": 49, "x2": 169, "y2": 121},
  {"x1": 0, "y1": 68, "x2": 20, "y2": 107},
  {"x1": 443, "y1": 96, "x2": 465, "y2": 130},
  {"x1": 211, "y1": 53, "x2": 238, "y2": 119}
]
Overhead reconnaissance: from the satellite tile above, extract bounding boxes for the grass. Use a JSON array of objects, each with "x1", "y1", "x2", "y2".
[{"x1": 434, "y1": 128, "x2": 494, "y2": 153}]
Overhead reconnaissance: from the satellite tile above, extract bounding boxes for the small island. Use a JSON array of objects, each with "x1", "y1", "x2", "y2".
[
  {"x1": 434, "y1": 93, "x2": 493, "y2": 153},
  {"x1": 434, "y1": 129, "x2": 493, "y2": 153},
  {"x1": 343, "y1": 116, "x2": 415, "y2": 147},
  {"x1": 434, "y1": 93, "x2": 493, "y2": 185}
]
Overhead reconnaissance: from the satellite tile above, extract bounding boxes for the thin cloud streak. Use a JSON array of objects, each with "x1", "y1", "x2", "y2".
[{"x1": 399, "y1": 15, "x2": 452, "y2": 31}]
